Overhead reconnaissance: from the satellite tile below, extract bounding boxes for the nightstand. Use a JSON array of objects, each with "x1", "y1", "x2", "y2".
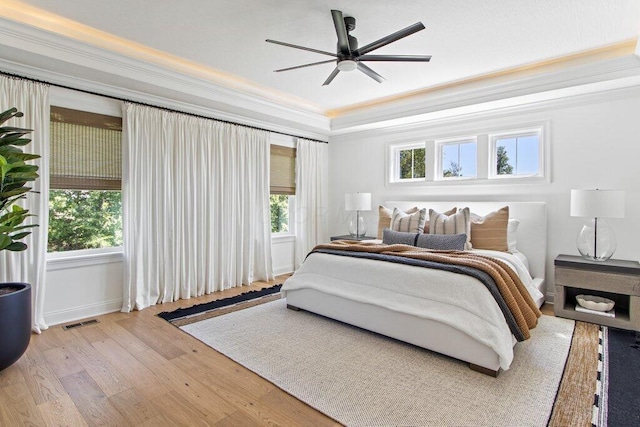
[
  {"x1": 330, "y1": 235, "x2": 377, "y2": 242},
  {"x1": 554, "y1": 254, "x2": 640, "y2": 331}
]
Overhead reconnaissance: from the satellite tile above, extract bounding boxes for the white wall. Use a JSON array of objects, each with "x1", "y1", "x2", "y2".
[
  {"x1": 328, "y1": 87, "x2": 640, "y2": 300},
  {"x1": 45, "y1": 256, "x2": 124, "y2": 326}
]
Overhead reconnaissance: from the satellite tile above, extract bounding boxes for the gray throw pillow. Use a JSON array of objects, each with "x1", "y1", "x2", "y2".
[
  {"x1": 416, "y1": 233, "x2": 467, "y2": 251},
  {"x1": 382, "y1": 229, "x2": 418, "y2": 246}
]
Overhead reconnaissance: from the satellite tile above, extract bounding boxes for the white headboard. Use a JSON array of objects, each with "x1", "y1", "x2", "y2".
[{"x1": 385, "y1": 201, "x2": 547, "y2": 281}]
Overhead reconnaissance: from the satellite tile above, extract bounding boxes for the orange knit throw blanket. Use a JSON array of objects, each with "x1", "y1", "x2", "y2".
[{"x1": 312, "y1": 241, "x2": 541, "y2": 339}]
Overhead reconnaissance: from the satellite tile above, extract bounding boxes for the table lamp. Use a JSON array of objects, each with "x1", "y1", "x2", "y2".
[
  {"x1": 570, "y1": 189, "x2": 625, "y2": 261},
  {"x1": 345, "y1": 193, "x2": 371, "y2": 237}
]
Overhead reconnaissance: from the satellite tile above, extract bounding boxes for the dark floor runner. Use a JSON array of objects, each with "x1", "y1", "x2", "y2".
[
  {"x1": 157, "y1": 284, "x2": 282, "y2": 322},
  {"x1": 607, "y1": 328, "x2": 640, "y2": 426}
]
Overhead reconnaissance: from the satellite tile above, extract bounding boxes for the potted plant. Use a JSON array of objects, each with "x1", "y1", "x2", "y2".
[{"x1": 0, "y1": 107, "x2": 40, "y2": 371}]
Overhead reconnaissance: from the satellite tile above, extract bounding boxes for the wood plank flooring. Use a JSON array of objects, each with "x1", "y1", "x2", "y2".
[{"x1": 0, "y1": 274, "x2": 340, "y2": 426}]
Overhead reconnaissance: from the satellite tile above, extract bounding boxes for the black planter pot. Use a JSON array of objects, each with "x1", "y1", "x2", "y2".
[{"x1": 0, "y1": 282, "x2": 31, "y2": 371}]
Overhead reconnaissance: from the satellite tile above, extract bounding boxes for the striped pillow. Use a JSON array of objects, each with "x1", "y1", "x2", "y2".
[
  {"x1": 424, "y1": 207, "x2": 457, "y2": 233},
  {"x1": 390, "y1": 208, "x2": 427, "y2": 234},
  {"x1": 470, "y1": 206, "x2": 509, "y2": 252},
  {"x1": 429, "y1": 207, "x2": 472, "y2": 250},
  {"x1": 378, "y1": 205, "x2": 419, "y2": 239}
]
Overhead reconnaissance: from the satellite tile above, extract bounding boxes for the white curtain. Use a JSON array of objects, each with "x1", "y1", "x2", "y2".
[
  {"x1": 122, "y1": 104, "x2": 273, "y2": 311},
  {"x1": 294, "y1": 138, "x2": 328, "y2": 269},
  {"x1": 0, "y1": 76, "x2": 50, "y2": 333}
]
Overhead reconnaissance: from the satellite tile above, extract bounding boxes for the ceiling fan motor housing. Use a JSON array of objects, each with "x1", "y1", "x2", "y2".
[{"x1": 344, "y1": 16, "x2": 356, "y2": 32}]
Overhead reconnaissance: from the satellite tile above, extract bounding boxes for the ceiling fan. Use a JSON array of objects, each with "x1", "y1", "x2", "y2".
[{"x1": 266, "y1": 10, "x2": 431, "y2": 86}]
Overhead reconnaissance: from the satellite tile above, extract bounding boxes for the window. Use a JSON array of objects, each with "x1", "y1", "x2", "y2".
[
  {"x1": 490, "y1": 129, "x2": 542, "y2": 178},
  {"x1": 270, "y1": 145, "x2": 296, "y2": 234},
  {"x1": 270, "y1": 194, "x2": 291, "y2": 233},
  {"x1": 48, "y1": 107, "x2": 123, "y2": 252},
  {"x1": 392, "y1": 144, "x2": 426, "y2": 182},
  {"x1": 438, "y1": 139, "x2": 477, "y2": 179},
  {"x1": 386, "y1": 121, "x2": 548, "y2": 186}
]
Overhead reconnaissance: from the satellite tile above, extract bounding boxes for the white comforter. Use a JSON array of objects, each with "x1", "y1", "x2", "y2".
[{"x1": 282, "y1": 250, "x2": 536, "y2": 370}]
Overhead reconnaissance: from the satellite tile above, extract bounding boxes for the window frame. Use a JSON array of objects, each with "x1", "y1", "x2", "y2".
[
  {"x1": 47, "y1": 100, "x2": 124, "y2": 258},
  {"x1": 435, "y1": 137, "x2": 478, "y2": 181},
  {"x1": 390, "y1": 142, "x2": 427, "y2": 183},
  {"x1": 488, "y1": 126, "x2": 546, "y2": 180}
]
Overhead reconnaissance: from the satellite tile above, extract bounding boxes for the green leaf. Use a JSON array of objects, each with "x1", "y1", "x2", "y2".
[
  {"x1": 6, "y1": 172, "x2": 39, "y2": 181},
  {"x1": 9, "y1": 231, "x2": 31, "y2": 240},
  {"x1": 2, "y1": 153, "x2": 39, "y2": 162},
  {"x1": 0, "y1": 234, "x2": 10, "y2": 250},
  {"x1": 0, "y1": 126, "x2": 33, "y2": 134},
  {"x1": 0, "y1": 136, "x2": 32, "y2": 147},
  {"x1": 0, "y1": 146, "x2": 23, "y2": 155},
  {"x1": 0, "y1": 188, "x2": 31, "y2": 198},
  {"x1": 8, "y1": 224, "x2": 37, "y2": 232},
  {"x1": 5, "y1": 242, "x2": 28, "y2": 252},
  {"x1": 0, "y1": 108, "x2": 20, "y2": 125}
]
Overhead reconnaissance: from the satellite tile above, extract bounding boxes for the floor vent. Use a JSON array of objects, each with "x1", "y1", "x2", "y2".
[{"x1": 62, "y1": 319, "x2": 99, "y2": 330}]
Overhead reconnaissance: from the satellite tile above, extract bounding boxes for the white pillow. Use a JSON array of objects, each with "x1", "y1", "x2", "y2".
[{"x1": 507, "y1": 218, "x2": 520, "y2": 253}]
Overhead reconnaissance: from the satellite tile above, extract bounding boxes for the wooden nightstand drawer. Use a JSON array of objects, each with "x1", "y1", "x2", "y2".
[{"x1": 555, "y1": 267, "x2": 640, "y2": 296}]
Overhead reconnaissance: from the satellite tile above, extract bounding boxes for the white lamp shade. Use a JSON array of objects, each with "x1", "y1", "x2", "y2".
[
  {"x1": 345, "y1": 193, "x2": 371, "y2": 211},
  {"x1": 570, "y1": 189, "x2": 625, "y2": 218}
]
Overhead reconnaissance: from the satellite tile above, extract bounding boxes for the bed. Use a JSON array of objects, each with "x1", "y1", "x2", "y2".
[{"x1": 282, "y1": 202, "x2": 547, "y2": 376}]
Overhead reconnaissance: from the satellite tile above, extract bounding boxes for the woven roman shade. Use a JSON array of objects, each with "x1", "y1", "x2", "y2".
[
  {"x1": 270, "y1": 145, "x2": 296, "y2": 195},
  {"x1": 50, "y1": 106, "x2": 122, "y2": 190}
]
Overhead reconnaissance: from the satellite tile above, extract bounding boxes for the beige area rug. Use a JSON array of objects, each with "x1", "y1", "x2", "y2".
[{"x1": 181, "y1": 299, "x2": 576, "y2": 426}]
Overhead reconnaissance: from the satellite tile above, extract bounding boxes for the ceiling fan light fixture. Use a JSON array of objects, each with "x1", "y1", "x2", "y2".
[{"x1": 337, "y1": 59, "x2": 357, "y2": 72}]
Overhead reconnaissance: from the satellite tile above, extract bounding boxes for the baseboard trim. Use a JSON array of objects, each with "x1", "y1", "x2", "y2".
[{"x1": 44, "y1": 298, "x2": 123, "y2": 326}]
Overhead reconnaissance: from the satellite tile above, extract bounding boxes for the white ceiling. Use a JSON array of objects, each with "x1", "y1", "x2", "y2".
[{"x1": 8, "y1": 0, "x2": 640, "y2": 114}]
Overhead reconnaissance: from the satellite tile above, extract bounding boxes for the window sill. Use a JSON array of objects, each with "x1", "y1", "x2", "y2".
[
  {"x1": 47, "y1": 247, "x2": 124, "y2": 271},
  {"x1": 388, "y1": 175, "x2": 549, "y2": 187},
  {"x1": 271, "y1": 234, "x2": 295, "y2": 244}
]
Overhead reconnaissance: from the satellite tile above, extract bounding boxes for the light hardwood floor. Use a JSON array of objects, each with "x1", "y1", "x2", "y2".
[{"x1": 0, "y1": 274, "x2": 340, "y2": 426}]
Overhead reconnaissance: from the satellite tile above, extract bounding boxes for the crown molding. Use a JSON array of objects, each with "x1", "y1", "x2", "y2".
[
  {"x1": 0, "y1": 17, "x2": 330, "y2": 139},
  {"x1": 329, "y1": 79, "x2": 640, "y2": 144},
  {"x1": 330, "y1": 43, "x2": 640, "y2": 133}
]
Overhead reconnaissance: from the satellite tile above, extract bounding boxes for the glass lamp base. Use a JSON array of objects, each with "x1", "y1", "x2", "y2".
[
  {"x1": 577, "y1": 218, "x2": 616, "y2": 262},
  {"x1": 348, "y1": 212, "x2": 367, "y2": 237}
]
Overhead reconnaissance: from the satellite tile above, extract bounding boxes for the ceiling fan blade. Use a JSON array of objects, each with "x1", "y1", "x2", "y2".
[
  {"x1": 322, "y1": 68, "x2": 340, "y2": 86},
  {"x1": 274, "y1": 59, "x2": 336, "y2": 72},
  {"x1": 357, "y1": 22, "x2": 426, "y2": 55},
  {"x1": 331, "y1": 10, "x2": 351, "y2": 55},
  {"x1": 358, "y1": 54, "x2": 431, "y2": 62},
  {"x1": 266, "y1": 39, "x2": 337, "y2": 57},
  {"x1": 357, "y1": 63, "x2": 385, "y2": 83}
]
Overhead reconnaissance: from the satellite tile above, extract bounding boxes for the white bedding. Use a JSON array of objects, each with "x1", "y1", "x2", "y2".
[{"x1": 282, "y1": 249, "x2": 538, "y2": 370}]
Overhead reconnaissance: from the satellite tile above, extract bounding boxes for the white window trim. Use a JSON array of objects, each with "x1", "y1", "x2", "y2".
[
  {"x1": 488, "y1": 122, "x2": 549, "y2": 181},
  {"x1": 47, "y1": 246, "x2": 123, "y2": 271},
  {"x1": 435, "y1": 136, "x2": 478, "y2": 181},
  {"x1": 388, "y1": 142, "x2": 427, "y2": 184}
]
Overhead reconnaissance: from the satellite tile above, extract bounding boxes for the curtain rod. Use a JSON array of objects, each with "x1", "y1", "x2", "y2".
[{"x1": 1, "y1": 70, "x2": 328, "y2": 144}]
